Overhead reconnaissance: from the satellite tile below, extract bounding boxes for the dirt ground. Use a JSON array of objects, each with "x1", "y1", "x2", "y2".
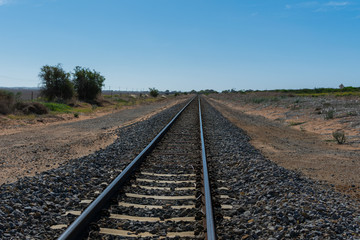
[
  {"x1": 0, "y1": 96, "x2": 188, "y2": 185},
  {"x1": 205, "y1": 94, "x2": 360, "y2": 199}
]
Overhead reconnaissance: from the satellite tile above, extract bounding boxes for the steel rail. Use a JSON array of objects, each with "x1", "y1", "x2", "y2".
[
  {"x1": 58, "y1": 96, "x2": 195, "y2": 240},
  {"x1": 199, "y1": 97, "x2": 217, "y2": 239}
]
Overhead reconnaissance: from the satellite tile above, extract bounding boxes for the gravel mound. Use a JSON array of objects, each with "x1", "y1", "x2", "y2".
[
  {"x1": 202, "y1": 99, "x2": 360, "y2": 239},
  {"x1": 0, "y1": 102, "x2": 185, "y2": 239}
]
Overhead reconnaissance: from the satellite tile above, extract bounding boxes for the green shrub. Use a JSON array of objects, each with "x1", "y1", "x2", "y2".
[
  {"x1": 332, "y1": 130, "x2": 346, "y2": 144},
  {"x1": 116, "y1": 98, "x2": 129, "y2": 103},
  {"x1": 149, "y1": 88, "x2": 159, "y2": 98},
  {"x1": 347, "y1": 111, "x2": 357, "y2": 116},
  {"x1": 324, "y1": 110, "x2": 335, "y2": 120},
  {"x1": 251, "y1": 97, "x2": 267, "y2": 104}
]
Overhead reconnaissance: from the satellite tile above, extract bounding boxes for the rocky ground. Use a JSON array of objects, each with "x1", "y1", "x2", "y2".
[
  {"x1": 202, "y1": 98, "x2": 360, "y2": 239},
  {"x1": 205, "y1": 93, "x2": 360, "y2": 199}
]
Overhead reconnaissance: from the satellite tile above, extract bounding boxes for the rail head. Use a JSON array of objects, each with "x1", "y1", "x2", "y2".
[
  {"x1": 57, "y1": 96, "x2": 195, "y2": 240},
  {"x1": 198, "y1": 96, "x2": 217, "y2": 240}
]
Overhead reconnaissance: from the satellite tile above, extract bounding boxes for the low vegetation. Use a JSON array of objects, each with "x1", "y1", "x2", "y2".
[
  {"x1": 250, "y1": 96, "x2": 280, "y2": 104},
  {"x1": 274, "y1": 86, "x2": 360, "y2": 96},
  {"x1": 16, "y1": 102, "x2": 48, "y2": 115},
  {"x1": 332, "y1": 130, "x2": 346, "y2": 144},
  {"x1": 324, "y1": 110, "x2": 335, "y2": 120},
  {"x1": 149, "y1": 88, "x2": 159, "y2": 98},
  {"x1": 42, "y1": 102, "x2": 73, "y2": 113},
  {"x1": 219, "y1": 86, "x2": 360, "y2": 98},
  {"x1": 0, "y1": 90, "x2": 48, "y2": 115},
  {"x1": 0, "y1": 90, "x2": 16, "y2": 114}
]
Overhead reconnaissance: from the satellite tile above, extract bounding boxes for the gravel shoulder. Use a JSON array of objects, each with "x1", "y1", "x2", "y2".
[
  {"x1": 205, "y1": 95, "x2": 360, "y2": 199},
  {"x1": 0, "y1": 96, "x2": 188, "y2": 185},
  {"x1": 202, "y1": 98, "x2": 360, "y2": 239}
]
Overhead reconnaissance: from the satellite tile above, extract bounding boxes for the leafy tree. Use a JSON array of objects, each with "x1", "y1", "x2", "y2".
[
  {"x1": 73, "y1": 66, "x2": 105, "y2": 101},
  {"x1": 39, "y1": 64, "x2": 74, "y2": 101},
  {"x1": 149, "y1": 88, "x2": 159, "y2": 97}
]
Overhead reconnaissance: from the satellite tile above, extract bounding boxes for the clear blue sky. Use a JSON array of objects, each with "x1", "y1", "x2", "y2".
[{"x1": 0, "y1": 0, "x2": 359, "y2": 92}]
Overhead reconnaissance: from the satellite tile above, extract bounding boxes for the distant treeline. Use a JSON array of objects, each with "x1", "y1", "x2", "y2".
[
  {"x1": 270, "y1": 87, "x2": 360, "y2": 94},
  {"x1": 221, "y1": 86, "x2": 360, "y2": 94}
]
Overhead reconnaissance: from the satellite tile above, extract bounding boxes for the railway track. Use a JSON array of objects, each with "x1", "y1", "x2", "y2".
[
  {"x1": 54, "y1": 96, "x2": 216, "y2": 239},
  {"x1": 3, "y1": 95, "x2": 360, "y2": 239}
]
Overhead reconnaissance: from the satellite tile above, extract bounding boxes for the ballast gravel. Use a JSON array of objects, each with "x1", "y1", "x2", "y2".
[
  {"x1": 93, "y1": 99, "x2": 204, "y2": 239},
  {"x1": 201, "y1": 99, "x2": 360, "y2": 239},
  {"x1": 0, "y1": 100, "x2": 186, "y2": 239}
]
